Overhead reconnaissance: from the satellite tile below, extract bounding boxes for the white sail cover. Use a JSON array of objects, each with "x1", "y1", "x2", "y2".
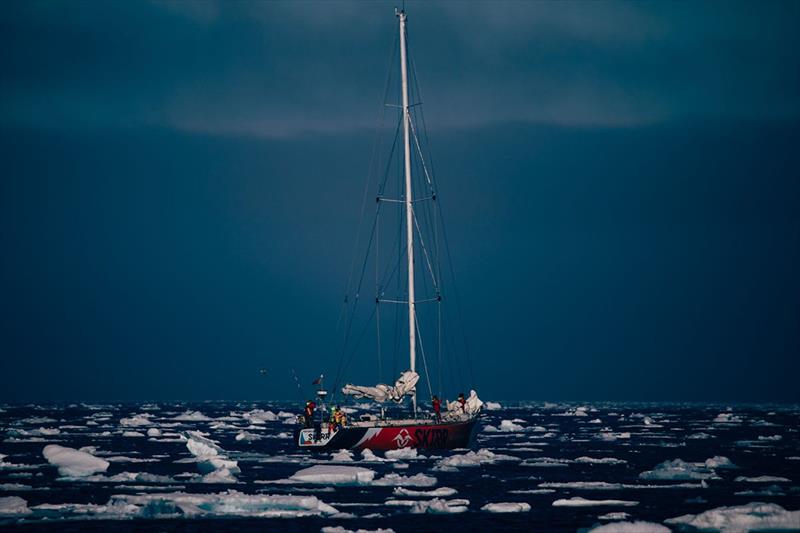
[
  {"x1": 341, "y1": 371, "x2": 419, "y2": 403},
  {"x1": 445, "y1": 389, "x2": 484, "y2": 417}
]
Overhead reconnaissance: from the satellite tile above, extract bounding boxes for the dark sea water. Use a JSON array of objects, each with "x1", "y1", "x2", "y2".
[{"x1": 1, "y1": 401, "x2": 798, "y2": 532}]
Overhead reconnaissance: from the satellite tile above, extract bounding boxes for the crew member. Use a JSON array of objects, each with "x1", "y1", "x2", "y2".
[
  {"x1": 432, "y1": 395, "x2": 441, "y2": 422},
  {"x1": 303, "y1": 399, "x2": 316, "y2": 428},
  {"x1": 457, "y1": 392, "x2": 466, "y2": 412},
  {"x1": 333, "y1": 406, "x2": 347, "y2": 429}
]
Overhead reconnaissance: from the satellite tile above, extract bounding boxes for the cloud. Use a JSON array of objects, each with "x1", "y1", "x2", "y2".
[{"x1": 1, "y1": 1, "x2": 798, "y2": 137}]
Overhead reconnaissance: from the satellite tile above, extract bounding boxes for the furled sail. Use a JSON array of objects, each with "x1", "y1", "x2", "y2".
[
  {"x1": 445, "y1": 389, "x2": 484, "y2": 417},
  {"x1": 341, "y1": 371, "x2": 419, "y2": 403}
]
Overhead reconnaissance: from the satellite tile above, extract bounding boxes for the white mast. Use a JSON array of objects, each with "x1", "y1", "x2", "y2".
[{"x1": 398, "y1": 9, "x2": 417, "y2": 416}]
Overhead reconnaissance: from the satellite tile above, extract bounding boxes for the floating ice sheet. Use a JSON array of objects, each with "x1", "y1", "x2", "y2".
[
  {"x1": 665, "y1": 502, "x2": 800, "y2": 532},
  {"x1": 42, "y1": 445, "x2": 109, "y2": 477}
]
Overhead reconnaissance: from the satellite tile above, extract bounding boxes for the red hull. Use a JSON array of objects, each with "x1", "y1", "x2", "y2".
[{"x1": 296, "y1": 417, "x2": 478, "y2": 451}]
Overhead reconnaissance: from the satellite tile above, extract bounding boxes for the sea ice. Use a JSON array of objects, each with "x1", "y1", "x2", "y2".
[
  {"x1": 242, "y1": 409, "x2": 279, "y2": 424},
  {"x1": 372, "y1": 473, "x2": 437, "y2": 487},
  {"x1": 183, "y1": 432, "x2": 239, "y2": 483},
  {"x1": 120, "y1": 414, "x2": 152, "y2": 427},
  {"x1": 485, "y1": 402, "x2": 502, "y2": 410},
  {"x1": 552, "y1": 497, "x2": 638, "y2": 507},
  {"x1": 320, "y1": 515, "x2": 394, "y2": 533},
  {"x1": 173, "y1": 411, "x2": 211, "y2": 422},
  {"x1": 705, "y1": 456, "x2": 737, "y2": 469},
  {"x1": 235, "y1": 431, "x2": 262, "y2": 442},
  {"x1": 713, "y1": 413, "x2": 743, "y2": 424},
  {"x1": 0, "y1": 496, "x2": 31, "y2": 516},
  {"x1": 575, "y1": 456, "x2": 627, "y2": 465},
  {"x1": 384, "y1": 448, "x2": 421, "y2": 461},
  {"x1": 290, "y1": 465, "x2": 376, "y2": 485},
  {"x1": 42, "y1": 445, "x2": 109, "y2": 477},
  {"x1": 734, "y1": 475, "x2": 791, "y2": 483},
  {"x1": 588, "y1": 521, "x2": 669, "y2": 532},
  {"x1": 435, "y1": 448, "x2": 519, "y2": 470},
  {"x1": 481, "y1": 502, "x2": 531, "y2": 513},
  {"x1": 393, "y1": 487, "x2": 456, "y2": 497},
  {"x1": 409, "y1": 498, "x2": 468, "y2": 514},
  {"x1": 639, "y1": 459, "x2": 719, "y2": 481},
  {"x1": 331, "y1": 450, "x2": 355, "y2": 462},
  {"x1": 665, "y1": 502, "x2": 800, "y2": 532},
  {"x1": 122, "y1": 431, "x2": 145, "y2": 437},
  {"x1": 598, "y1": 512, "x2": 631, "y2": 520}
]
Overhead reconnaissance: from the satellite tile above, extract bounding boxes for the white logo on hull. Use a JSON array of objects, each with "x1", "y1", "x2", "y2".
[{"x1": 393, "y1": 428, "x2": 412, "y2": 448}]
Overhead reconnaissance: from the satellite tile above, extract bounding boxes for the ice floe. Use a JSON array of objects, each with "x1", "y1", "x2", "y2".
[
  {"x1": 320, "y1": 515, "x2": 394, "y2": 533},
  {"x1": 0, "y1": 496, "x2": 31, "y2": 517},
  {"x1": 372, "y1": 473, "x2": 437, "y2": 488},
  {"x1": 484, "y1": 402, "x2": 502, "y2": 410},
  {"x1": 574, "y1": 456, "x2": 627, "y2": 465},
  {"x1": 242, "y1": 409, "x2": 279, "y2": 424},
  {"x1": 393, "y1": 487, "x2": 456, "y2": 497},
  {"x1": 184, "y1": 431, "x2": 239, "y2": 483},
  {"x1": 665, "y1": 502, "x2": 800, "y2": 532},
  {"x1": 384, "y1": 448, "x2": 422, "y2": 461},
  {"x1": 588, "y1": 521, "x2": 669, "y2": 532},
  {"x1": 481, "y1": 502, "x2": 530, "y2": 513},
  {"x1": 552, "y1": 497, "x2": 638, "y2": 507},
  {"x1": 734, "y1": 475, "x2": 791, "y2": 483},
  {"x1": 42, "y1": 445, "x2": 109, "y2": 477},
  {"x1": 119, "y1": 414, "x2": 152, "y2": 427},
  {"x1": 173, "y1": 411, "x2": 211, "y2": 422},
  {"x1": 435, "y1": 448, "x2": 519, "y2": 470},
  {"x1": 290, "y1": 465, "x2": 375, "y2": 485},
  {"x1": 235, "y1": 431, "x2": 262, "y2": 442},
  {"x1": 386, "y1": 498, "x2": 468, "y2": 514},
  {"x1": 639, "y1": 458, "x2": 720, "y2": 481},
  {"x1": 713, "y1": 413, "x2": 743, "y2": 424}
]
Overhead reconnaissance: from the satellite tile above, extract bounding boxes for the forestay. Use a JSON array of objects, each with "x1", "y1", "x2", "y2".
[{"x1": 341, "y1": 371, "x2": 420, "y2": 403}]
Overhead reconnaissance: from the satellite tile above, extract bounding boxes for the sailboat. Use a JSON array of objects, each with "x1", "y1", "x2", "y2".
[{"x1": 294, "y1": 9, "x2": 482, "y2": 452}]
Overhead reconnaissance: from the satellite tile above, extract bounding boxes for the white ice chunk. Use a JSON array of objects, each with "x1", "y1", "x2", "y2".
[
  {"x1": 575, "y1": 457, "x2": 627, "y2": 465},
  {"x1": 435, "y1": 448, "x2": 519, "y2": 469},
  {"x1": 235, "y1": 431, "x2": 262, "y2": 442},
  {"x1": 485, "y1": 402, "x2": 502, "y2": 410},
  {"x1": 407, "y1": 498, "x2": 468, "y2": 514},
  {"x1": 734, "y1": 475, "x2": 791, "y2": 483},
  {"x1": 372, "y1": 473, "x2": 437, "y2": 487},
  {"x1": 330, "y1": 450, "x2": 355, "y2": 462},
  {"x1": 639, "y1": 459, "x2": 719, "y2": 481},
  {"x1": 0, "y1": 496, "x2": 31, "y2": 516},
  {"x1": 552, "y1": 497, "x2": 638, "y2": 507},
  {"x1": 120, "y1": 414, "x2": 152, "y2": 427},
  {"x1": 320, "y1": 515, "x2": 394, "y2": 533},
  {"x1": 242, "y1": 409, "x2": 279, "y2": 424},
  {"x1": 122, "y1": 431, "x2": 145, "y2": 438},
  {"x1": 588, "y1": 521, "x2": 669, "y2": 532},
  {"x1": 481, "y1": 502, "x2": 531, "y2": 513},
  {"x1": 384, "y1": 448, "x2": 421, "y2": 461},
  {"x1": 42, "y1": 445, "x2": 109, "y2": 477},
  {"x1": 290, "y1": 465, "x2": 375, "y2": 485},
  {"x1": 665, "y1": 502, "x2": 800, "y2": 532},
  {"x1": 184, "y1": 431, "x2": 239, "y2": 483},
  {"x1": 498, "y1": 420, "x2": 524, "y2": 432},
  {"x1": 393, "y1": 487, "x2": 456, "y2": 497},
  {"x1": 173, "y1": 411, "x2": 211, "y2": 422},
  {"x1": 705, "y1": 456, "x2": 736, "y2": 469},
  {"x1": 146, "y1": 428, "x2": 162, "y2": 437}
]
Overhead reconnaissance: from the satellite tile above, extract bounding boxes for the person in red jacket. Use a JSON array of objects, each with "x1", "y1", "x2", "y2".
[
  {"x1": 432, "y1": 395, "x2": 441, "y2": 422},
  {"x1": 303, "y1": 400, "x2": 316, "y2": 428},
  {"x1": 457, "y1": 392, "x2": 466, "y2": 412}
]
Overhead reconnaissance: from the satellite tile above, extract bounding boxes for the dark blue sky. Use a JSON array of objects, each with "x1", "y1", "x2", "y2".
[{"x1": 1, "y1": 1, "x2": 798, "y2": 402}]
